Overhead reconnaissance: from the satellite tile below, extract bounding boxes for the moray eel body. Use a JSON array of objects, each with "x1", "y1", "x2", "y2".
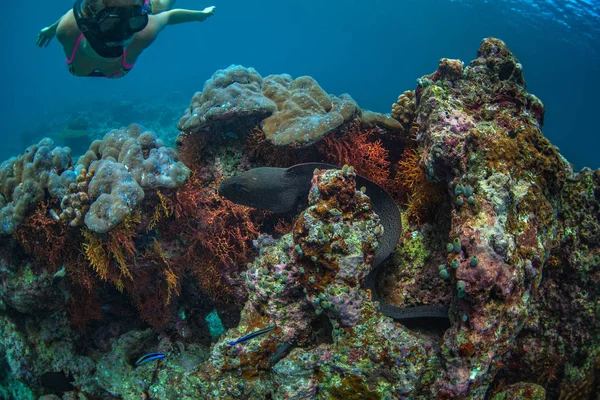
[{"x1": 219, "y1": 163, "x2": 449, "y2": 321}]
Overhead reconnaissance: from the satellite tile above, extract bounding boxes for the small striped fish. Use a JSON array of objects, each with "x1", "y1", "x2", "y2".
[
  {"x1": 228, "y1": 326, "x2": 276, "y2": 346},
  {"x1": 134, "y1": 352, "x2": 165, "y2": 366}
]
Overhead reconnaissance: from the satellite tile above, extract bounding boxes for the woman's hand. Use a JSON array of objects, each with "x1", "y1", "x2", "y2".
[
  {"x1": 36, "y1": 26, "x2": 57, "y2": 47},
  {"x1": 202, "y1": 6, "x2": 216, "y2": 17}
]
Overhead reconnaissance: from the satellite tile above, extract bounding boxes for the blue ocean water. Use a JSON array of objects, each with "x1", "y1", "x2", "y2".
[{"x1": 1, "y1": 0, "x2": 599, "y2": 169}]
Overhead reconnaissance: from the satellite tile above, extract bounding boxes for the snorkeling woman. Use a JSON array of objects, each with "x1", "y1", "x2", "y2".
[{"x1": 36, "y1": 0, "x2": 216, "y2": 78}]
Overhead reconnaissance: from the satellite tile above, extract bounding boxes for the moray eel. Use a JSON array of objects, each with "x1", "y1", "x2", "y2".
[{"x1": 219, "y1": 163, "x2": 449, "y2": 321}]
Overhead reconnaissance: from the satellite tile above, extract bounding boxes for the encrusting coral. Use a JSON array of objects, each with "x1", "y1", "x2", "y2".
[{"x1": 200, "y1": 168, "x2": 431, "y2": 398}]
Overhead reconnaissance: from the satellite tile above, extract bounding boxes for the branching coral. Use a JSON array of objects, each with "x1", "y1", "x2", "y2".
[
  {"x1": 152, "y1": 239, "x2": 180, "y2": 305},
  {"x1": 114, "y1": 237, "x2": 182, "y2": 329},
  {"x1": 177, "y1": 130, "x2": 206, "y2": 171},
  {"x1": 391, "y1": 90, "x2": 417, "y2": 127},
  {"x1": 82, "y1": 229, "x2": 110, "y2": 282},
  {"x1": 67, "y1": 281, "x2": 103, "y2": 332},
  {"x1": 147, "y1": 191, "x2": 173, "y2": 231},
  {"x1": 170, "y1": 131, "x2": 267, "y2": 304},
  {"x1": 559, "y1": 352, "x2": 600, "y2": 400}
]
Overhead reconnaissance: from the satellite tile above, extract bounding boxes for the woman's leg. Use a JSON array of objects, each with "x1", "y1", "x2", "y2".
[{"x1": 151, "y1": 0, "x2": 176, "y2": 14}]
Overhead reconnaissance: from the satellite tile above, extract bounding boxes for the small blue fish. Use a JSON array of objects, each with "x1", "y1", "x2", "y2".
[
  {"x1": 228, "y1": 326, "x2": 276, "y2": 346},
  {"x1": 52, "y1": 264, "x2": 67, "y2": 285},
  {"x1": 134, "y1": 352, "x2": 165, "y2": 366}
]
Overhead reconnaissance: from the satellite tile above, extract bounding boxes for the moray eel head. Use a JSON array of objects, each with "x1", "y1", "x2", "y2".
[{"x1": 218, "y1": 167, "x2": 301, "y2": 213}]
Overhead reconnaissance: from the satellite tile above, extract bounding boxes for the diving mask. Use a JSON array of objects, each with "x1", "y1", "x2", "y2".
[{"x1": 73, "y1": 0, "x2": 148, "y2": 58}]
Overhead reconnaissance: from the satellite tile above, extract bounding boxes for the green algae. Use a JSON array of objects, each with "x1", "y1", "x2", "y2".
[{"x1": 205, "y1": 309, "x2": 226, "y2": 342}]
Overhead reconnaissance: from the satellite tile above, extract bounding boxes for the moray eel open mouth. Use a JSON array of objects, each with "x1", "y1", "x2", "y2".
[{"x1": 219, "y1": 163, "x2": 449, "y2": 321}]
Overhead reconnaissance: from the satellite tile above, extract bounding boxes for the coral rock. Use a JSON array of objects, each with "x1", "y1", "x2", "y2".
[
  {"x1": 261, "y1": 75, "x2": 359, "y2": 146},
  {"x1": 84, "y1": 160, "x2": 144, "y2": 233},
  {"x1": 76, "y1": 123, "x2": 189, "y2": 232},
  {"x1": 178, "y1": 65, "x2": 361, "y2": 147},
  {"x1": 0, "y1": 139, "x2": 74, "y2": 235},
  {"x1": 177, "y1": 65, "x2": 277, "y2": 133},
  {"x1": 437, "y1": 58, "x2": 465, "y2": 81},
  {"x1": 409, "y1": 37, "x2": 572, "y2": 398}
]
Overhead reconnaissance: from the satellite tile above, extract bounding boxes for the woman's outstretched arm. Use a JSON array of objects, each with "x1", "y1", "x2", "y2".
[
  {"x1": 156, "y1": 6, "x2": 216, "y2": 26},
  {"x1": 36, "y1": 11, "x2": 70, "y2": 47},
  {"x1": 129, "y1": 6, "x2": 216, "y2": 53}
]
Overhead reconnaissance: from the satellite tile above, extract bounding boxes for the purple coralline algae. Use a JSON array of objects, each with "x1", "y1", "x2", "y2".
[{"x1": 399, "y1": 38, "x2": 595, "y2": 399}]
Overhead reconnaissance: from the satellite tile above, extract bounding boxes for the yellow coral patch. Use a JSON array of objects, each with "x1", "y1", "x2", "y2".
[{"x1": 82, "y1": 230, "x2": 110, "y2": 281}]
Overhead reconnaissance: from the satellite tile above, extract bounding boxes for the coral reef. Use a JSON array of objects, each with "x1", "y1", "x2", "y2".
[
  {"x1": 18, "y1": 91, "x2": 188, "y2": 163},
  {"x1": 0, "y1": 139, "x2": 73, "y2": 235},
  {"x1": 391, "y1": 89, "x2": 417, "y2": 127},
  {"x1": 260, "y1": 75, "x2": 358, "y2": 146},
  {"x1": 178, "y1": 64, "x2": 400, "y2": 147},
  {"x1": 0, "y1": 124, "x2": 189, "y2": 235},
  {"x1": 317, "y1": 122, "x2": 392, "y2": 189},
  {"x1": 198, "y1": 168, "x2": 432, "y2": 398},
  {"x1": 491, "y1": 382, "x2": 546, "y2": 400},
  {"x1": 404, "y1": 38, "x2": 569, "y2": 398},
  {"x1": 0, "y1": 124, "x2": 192, "y2": 331},
  {"x1": 76, "y1": 124, "x2": 190, "y2": 233},
  {"x1": 0, "y1": 38, "x2": 598, "y2": 400},
  {"x1": 177, "y1": 65, "x2": 277, "y2": 134}
]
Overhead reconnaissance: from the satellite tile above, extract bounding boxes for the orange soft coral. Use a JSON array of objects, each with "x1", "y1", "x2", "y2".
[
  {"x1": 81, "y1": 212, "x2": 140, "y2": 291},
  {"x1": 170, "y1": 169, "x2": 264, "y2": 304},
  {"x1": 67, "y1": 277, "x2": 103, "y2": 332},
  {"x1": 394, "y1": 148, "x2": 446, "y2": 223},
  {"x1": 15, "y1": 200, "x2": 70, "y2": 269},
  {"x1": 317, "y1": 122, "x2": 392, "y2": 189}
]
